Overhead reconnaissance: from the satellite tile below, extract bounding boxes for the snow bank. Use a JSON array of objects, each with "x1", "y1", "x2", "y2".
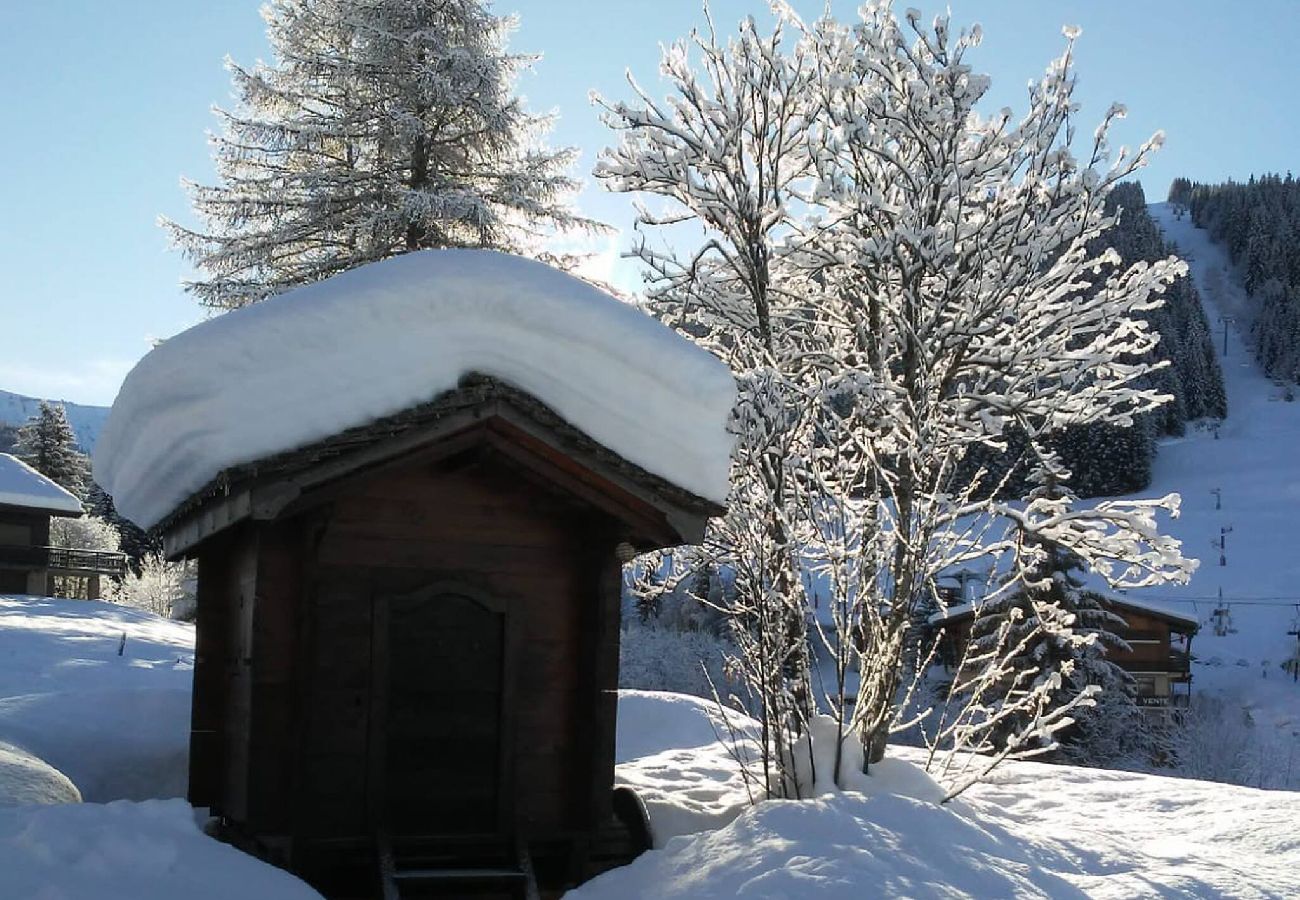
[
  {"x1": 0, "y1": 799, "x2": 323, "y2": 900},
  {"x1": 0, "y1": 453, "x2": 82, "y2": 514},
  {"x1": 0, "y1": 741, "x2": 80, "y2": 807},
  {"x1": 615, "y1": 691, "x2": 757, "y2": 843},
  {"x1": 0, "y1": 596, "x2": 193, "y2": 802},
  {"x1": 569, "y1": 791, "x2": 1086, "y2": 900},
  {"x1": 95, "y1": 250, "x2": 736, "y2": 529},
  {"x1": 603, "y1": 690, "x2": 1300, "y2": 899}
]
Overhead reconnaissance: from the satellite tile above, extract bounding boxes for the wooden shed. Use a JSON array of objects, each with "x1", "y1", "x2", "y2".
[
  {"x1": 154, "y1": 375, "x2": 722, "y2": 896},
  {"x1": 94, "y1": 250, "x2": 734, "y2": 898}
]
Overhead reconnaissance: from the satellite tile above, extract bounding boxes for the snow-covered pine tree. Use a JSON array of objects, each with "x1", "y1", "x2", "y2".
[
  {"x1": 1187, "y1": 173, "x2": 1300, "y2": 384},
  {"x1": 165, "y1": 0, "x2": 598, "y2": 309},
  {"x1": 14, "y1": 402, "x2": 89, "y2": 499},
  {"x1": 963, "y1": 483, "x2": 1132, "y2": 755}
]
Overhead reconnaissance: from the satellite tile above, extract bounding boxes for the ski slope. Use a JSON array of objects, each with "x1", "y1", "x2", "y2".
[{"x1": 1122, "y1": 203, "x2": 1300, "y2": 751}]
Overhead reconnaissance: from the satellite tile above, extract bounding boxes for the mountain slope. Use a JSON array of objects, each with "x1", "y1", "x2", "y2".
[
  {"x1": 0, "y1": 389, "x2": 110, "y2": 453},
  {"x1": 1117, "y1": 202, "x2": 1300, "y2": 769}
]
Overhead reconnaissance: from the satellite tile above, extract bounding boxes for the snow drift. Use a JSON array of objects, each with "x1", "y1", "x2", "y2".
[{"x1": 95, "y1": 250, "x2": 736, "y2": 529}]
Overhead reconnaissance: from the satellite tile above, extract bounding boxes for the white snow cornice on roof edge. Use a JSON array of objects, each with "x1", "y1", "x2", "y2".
[
  {"x1": 93, "y1": 250, "x2": 737, "y2": 530},
  {"x1": 0, "y1": 454, "x2": 83, "y2": 515}
]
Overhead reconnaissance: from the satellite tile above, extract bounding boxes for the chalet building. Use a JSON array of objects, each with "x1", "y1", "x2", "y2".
[
  {"x1": 94, "y1": 250, "x2": 736, "y2": 899},
  {"x1": 931, "y1": 594, "x2": 1199, "y2": 710},
  {"x1": 0, "y1": 453, "x2": 124, "y2": 598}
]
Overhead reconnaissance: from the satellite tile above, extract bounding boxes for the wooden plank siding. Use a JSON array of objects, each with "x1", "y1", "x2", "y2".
[{"x1": 290, "y1": 454, "x2": 606, "y2": 841}]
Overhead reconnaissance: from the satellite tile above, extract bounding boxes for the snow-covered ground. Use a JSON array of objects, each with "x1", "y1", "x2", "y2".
[
  {"x1": 579, "y1": 690, "x2": 1300, "y2": 899},
  {"x1": 0, "y1": 596, "x2": 194, "y2": 802},
  {"x1": 0, "y1": 596, "x2": 326, "y2": 899},
  {"x1": 0, "y1": 598, "x2": 1296, "y2": 897},
  {"x1": 0, "y1": 799, "x2": 322, "y2": 900}
]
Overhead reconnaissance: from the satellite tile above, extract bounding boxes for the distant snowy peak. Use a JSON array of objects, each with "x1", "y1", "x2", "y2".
[
  {"x1": 97, "y1": 249, "x2": 737, "y2": 530},
  {"x1": 0, "y1": 390, "x2": 109, "y2": 454}
]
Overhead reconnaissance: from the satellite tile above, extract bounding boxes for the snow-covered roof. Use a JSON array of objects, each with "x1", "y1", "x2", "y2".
[
  {"x1": 930, "y1": 592, "x2": 1200, "y2": 630},
  {"x1": 0, "y1": 454, "x2": 82, "y2": 515},
  {"x1": 1106, "y1": 594, "x2": 1200, "y2": 629},
  {"x1": 94, "y1": 250, "x2": 737, "y2": 530}
]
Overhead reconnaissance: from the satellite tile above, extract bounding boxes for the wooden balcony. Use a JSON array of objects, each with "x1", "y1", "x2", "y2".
[{"x1": 0, "y1": 544, "x2": 127, "y2": 577}]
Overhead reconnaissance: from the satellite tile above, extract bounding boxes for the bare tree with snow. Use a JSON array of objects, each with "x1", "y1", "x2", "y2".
[
  {"x1": 165, "y1": 0, "x2": 601, "y2": 309},
  {"x1": 598, "y1": 1, "x2": 1196, "y2": 798},
  {"x1": 597, "y1": 10, "x2": 822, "y2": 798}
]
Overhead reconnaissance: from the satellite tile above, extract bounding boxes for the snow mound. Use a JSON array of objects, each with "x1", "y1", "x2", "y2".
[
  {"x1": 607, "y1": 691, "x2": 1300, "y2": 899},
  {"x1": 95, "y1": 250, "x2": 736, "y2": 529},
  {"x1": 0, "y1": 453, "x2": 82, "y2": 514},
  {"x1": 569, "y1": 791, "x2": 1086, "y2": 900},
  {"x1": 0, "y1": 799, "x2": 323, "y2": 900},
  {"x1": 0, "y1": 741, "x2": 80, "y2": 807},
  {"x1": 615, "y1": 692, "x2": 948, "y2": 847},
  {"x1": 616, "y1": 691, "x2": 758, "y2": 844}
]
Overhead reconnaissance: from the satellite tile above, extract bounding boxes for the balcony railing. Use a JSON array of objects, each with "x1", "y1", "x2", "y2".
[{"x1": 0, "y1": 544, "x2": 127, "y2": 577}]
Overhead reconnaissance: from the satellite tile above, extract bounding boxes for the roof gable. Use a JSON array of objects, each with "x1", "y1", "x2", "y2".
[{"x1": 161, "y1": 376, "x2": 722, "y2": 558}]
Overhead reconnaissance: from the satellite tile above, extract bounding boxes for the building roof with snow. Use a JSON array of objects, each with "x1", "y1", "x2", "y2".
[
  {"x1": 930, "y1": 592, "x2": 1200, "y2": 631},
  {"x1": 94, "y1": 249, "x2": 736, "y2": 531},
  {"x1": 0, "y1": 454, "x2": 82, "y2": 516}
]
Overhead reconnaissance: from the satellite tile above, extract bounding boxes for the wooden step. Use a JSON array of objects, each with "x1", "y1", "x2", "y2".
[
  {"x1": 377, "y1": 832, "x2": 539, "y2": 900},
  {"x1": 393, "y1": 866, "x2": 527, "y2": 883}
]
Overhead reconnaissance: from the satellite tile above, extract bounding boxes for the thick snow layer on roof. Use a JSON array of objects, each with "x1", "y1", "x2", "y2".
[
  {"x1": 0, "y1": 454, "x2": 82, "y2": 514},
  {"x1": 95, "y1": 250, "x2": 736, "y2": 529}
]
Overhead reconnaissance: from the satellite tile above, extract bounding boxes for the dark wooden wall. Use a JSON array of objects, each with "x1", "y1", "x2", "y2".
[
  {"x1": 307, "y1": 454, "x2": 612, "y2": 838},
  {"x1": 1113, "y1": 609, "x2": 1174, "y2": 669},
  {"x1": 941, "y1": 608, "x2": 1181, "y2": 673},
  {"x1": 0, "y1": 508, "x2": 49, "y2": 547}
]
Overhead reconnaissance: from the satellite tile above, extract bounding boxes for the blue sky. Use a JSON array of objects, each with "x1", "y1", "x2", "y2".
[{"x1": 2, "y1": 0, "x2": 1296, "y2": 406}]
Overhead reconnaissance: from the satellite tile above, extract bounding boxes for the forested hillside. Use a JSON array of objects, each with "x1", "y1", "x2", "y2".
[
  {"x1": 1172, "y1": 173, "x2": 1300, "y2": 383},
  {"x1": 961, "y1": 183, "x2": 1226, "y2": 498}
]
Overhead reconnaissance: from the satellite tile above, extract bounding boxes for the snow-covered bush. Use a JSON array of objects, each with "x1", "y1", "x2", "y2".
[
  {"x1": 1140, "y1": 698, "x2": 1300, "y2": 791},
  {"x1": 47, "y1": 515, "x2": 122, "y2": 600},
  {"x1": 620, "y1": 622, "x2": 736, "y2": 700},
  {"x1": 49, "y1": 515, "x2": 121, "y2": 555},
  {"x1": 109, "y1": 554, "x2": 195, "y2": 620}
]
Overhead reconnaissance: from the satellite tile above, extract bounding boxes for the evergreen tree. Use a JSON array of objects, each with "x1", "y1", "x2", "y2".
[
  {"x1": 14, "y1": 402, "x2": 89, "y2": 498},
  {"x1": 164, "y1": 0, "x2": 598, "y2": 309},
  {"x1": 966, "y1": 482, "x2": 1131, "y2": 752},
  {"x1": 86, "y1": 482, "x2": 161, "y2": 570},
  {"x1": 1184, "y1": 172, "x2": 1300, "y2": 385}
]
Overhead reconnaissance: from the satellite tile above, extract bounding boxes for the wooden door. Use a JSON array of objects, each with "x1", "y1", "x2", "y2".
[{"x1": 371, "y1": 586, "x2": 508, "y2": 836}]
